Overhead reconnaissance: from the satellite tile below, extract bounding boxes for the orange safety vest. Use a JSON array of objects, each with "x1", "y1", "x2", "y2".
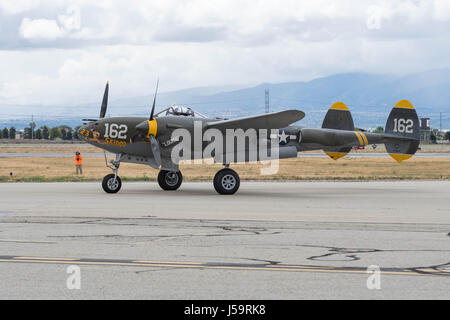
[{"x1": 75, "y1": 154, "x2": 83, "y2": 165}]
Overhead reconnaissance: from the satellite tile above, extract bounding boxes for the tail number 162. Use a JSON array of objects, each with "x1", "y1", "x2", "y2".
[
  {"x1": 393, "y1": 118, "x2": 413, "y2": 134},
  {"x1": 104, "y1": 123, "x2": 128, "y2": 139}
]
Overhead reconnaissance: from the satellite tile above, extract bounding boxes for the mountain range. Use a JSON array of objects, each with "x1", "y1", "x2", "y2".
[{"x1": 1, "y1": 69, "x2": 449, "y2": 130}]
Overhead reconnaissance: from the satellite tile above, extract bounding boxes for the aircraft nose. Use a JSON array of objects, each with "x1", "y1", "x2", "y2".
[
  {"x1": 136, "y1": 120, "x2": 149, "y2": 133},
  {"x1": 77, "y1": 125, "x2": 87, "y2": 140}
]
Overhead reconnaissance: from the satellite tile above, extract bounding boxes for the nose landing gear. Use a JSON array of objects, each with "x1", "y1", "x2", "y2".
[
  {"x1": 102, "y1": 153, "x2": 122, "y2": 193},
  {"x1": 102, "y1": 174, "x2": 122, "y2": 193}
]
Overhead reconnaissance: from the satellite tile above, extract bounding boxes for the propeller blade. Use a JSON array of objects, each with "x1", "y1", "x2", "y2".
[
  {"x1": 149, "y1": 78, "x2": 159, "y2": 120},
  {"x1": 99, "y1": 81, "x2": 109, "y2": 119},
  {"x1": 149, "y1": 135, "x2": 161, "y2": 167}
]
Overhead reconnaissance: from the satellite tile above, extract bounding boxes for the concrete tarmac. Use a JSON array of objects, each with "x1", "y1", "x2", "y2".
[{"x1": 0, "y1": 181, "x2": 449, "y2": 299}]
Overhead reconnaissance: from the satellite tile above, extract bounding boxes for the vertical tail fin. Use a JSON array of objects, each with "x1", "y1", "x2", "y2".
[
  {"x1": 322, "y1": 102, "x2": 355, "y2": 131},
  {"x1": 384, "y1": 100, "x2": 420, "y2": 162},
  {"x1": 322, "y1": 102, "x2": 354, "y2": 160}
]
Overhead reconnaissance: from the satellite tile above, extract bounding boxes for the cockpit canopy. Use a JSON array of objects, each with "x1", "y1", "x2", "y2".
[{"x1": 155, "y1": 105, "x2": 207, "y2": 118}]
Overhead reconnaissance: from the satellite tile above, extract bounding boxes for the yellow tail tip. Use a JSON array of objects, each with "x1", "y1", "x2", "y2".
[
  {"x1": 389, "y1": 153, "x2": 413, "y2": 162},
  {"x1": 395, "y1": 100, "x2": 414, "y2": 109},
  {"x1": 330, "y1": 102, "x2": 349, "y2": 111},
  {"x1": 325, "y1": 152, "x2": 348, "y2": 160}
]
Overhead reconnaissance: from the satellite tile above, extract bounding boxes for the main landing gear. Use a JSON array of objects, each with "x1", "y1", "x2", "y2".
[
  {"x1": 213, "y1": 168, "x2": 240, "y2": 195},
  {"x1": 157, "y1": 170, "x2": 183, "y2": 191}
]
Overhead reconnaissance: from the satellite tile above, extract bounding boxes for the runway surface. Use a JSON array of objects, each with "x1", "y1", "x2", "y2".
[{"x1": 0, "y1": 181, "x2": 449, "y2": 299}]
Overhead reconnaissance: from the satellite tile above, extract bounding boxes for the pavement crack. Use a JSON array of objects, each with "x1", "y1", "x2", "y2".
[
  {"x1": 135, "y1": 267, "x2": 180, "y2": 274},
  {"x1": 299, "y1": 244, "x2": 450, "y2": 263},
  {"x1": 219, "y1": 226, "x2": 280, "y2": 235},
  {"x1": 407, "y1": 261, "x2": 450, "y2": 277},
  {"x1": 300, "y1": 245, "x2": 380, "y2": 261}
]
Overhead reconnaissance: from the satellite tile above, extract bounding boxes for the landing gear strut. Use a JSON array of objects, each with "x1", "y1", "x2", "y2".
[
  {"x1": 102, "y1": 153, "x2": 122, "y2": 193},
  {"x1": 213, "y1": 168, "x2": 240, "y2": 195},
  {"x1": 158, "y1": 170, "x2": 183, "y2": 191}
]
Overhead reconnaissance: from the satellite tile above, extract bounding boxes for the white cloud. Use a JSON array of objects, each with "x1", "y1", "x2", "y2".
[
  {"x1": 2, "y1": 0, "x2": 450, "y2": 105},
  {"x1": 58, "y1": 5, "x2": 81, "y2": 31},
  {"x1": 18, "y1": 5, "x2": 84, "y2": 41},
  {"x1": 19, "y1": 18, "x2": 64, "y2": 40},
  {"x1": 0, "y1": 0, "x2": 40, "y2": 15}
]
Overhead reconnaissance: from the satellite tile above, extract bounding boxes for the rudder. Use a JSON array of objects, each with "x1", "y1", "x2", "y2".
[
  {"x1": 384, "y1": 100, "x2": 420, "y2": 162},
  {"x1": 322, "y1": 102, "x2": 355, "y2": 131},
  {"x1": 322, "y1": 102, "x2": 354, "y2": 160}
]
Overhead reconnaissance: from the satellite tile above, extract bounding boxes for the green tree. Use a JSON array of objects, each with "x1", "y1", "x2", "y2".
[
  {"x1": 29, "y1": 122, "x2": 36, "y2": 139},
  {"x1": 42, "y1": 126, "x2": 49, "y2": 140},
  {"x1": 430, "y1": 131, "x2": 437, "y2": 143},
  {"x1": 2, "y1": 128, "x2": 9, "y2": 139},
  {"x1": 60, "y1": 128, "x2": 67, "y2": 140},
  {"x1": 9, "y1": 127, "x2": 16, "y2": 139},
  {"x1": 66, "y1": 130, "x2": 73, "y2": 141},
  {"x1": 24, "y1": 127, "x2": 32, "y2": 139},
  {"x1": 373, "y1": 126, "x2": 384, "y2": 134},
  {"x1": 35, "y1": 129, "x2": 42, "y2": 139},
  {"x1": 59, "y1": 125, "x2": 72, "y2": 131},
  {"x1": 445, "y1": 131, "x2": 450, "y2": 141},
  {"x1": 73, "y1": 126, "x2": 81, "y2": 140},
  {"x1": 50, "y1": 127, "x2": 61, "y2": 140}
]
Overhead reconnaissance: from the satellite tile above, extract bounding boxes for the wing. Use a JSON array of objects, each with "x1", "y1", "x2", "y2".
[{"x1": 206, "y1": 110, "x2": 305, "y2": 131}]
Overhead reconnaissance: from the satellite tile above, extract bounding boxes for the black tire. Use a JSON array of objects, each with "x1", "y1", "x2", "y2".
[
  {"x1": 158, "y1": 170, "x2": 182, "y2": 191},
  {"x1": 213, "y1": 168, "x2": 240, "y2": 195},
  {"x1": 102, "y1": 174, "x2": 122, "y2": 193}
]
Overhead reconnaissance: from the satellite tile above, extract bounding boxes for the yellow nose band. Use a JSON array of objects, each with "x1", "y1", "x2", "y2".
[{"x1": 147, "y1": 119, "x2": 157, "y2": 137}]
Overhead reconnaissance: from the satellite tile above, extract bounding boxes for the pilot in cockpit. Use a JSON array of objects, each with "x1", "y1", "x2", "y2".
[
  {"x1": 168, "y1": 105, "x2": 194, "y2": 117},
  {"x1": 154, "y1": 105, "x2": 207, "y2": 118}
]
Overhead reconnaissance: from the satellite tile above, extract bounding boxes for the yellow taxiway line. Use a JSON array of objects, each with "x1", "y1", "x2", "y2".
[{"x1": 0, "y1": 256, "x2": 447, "y2": 277}]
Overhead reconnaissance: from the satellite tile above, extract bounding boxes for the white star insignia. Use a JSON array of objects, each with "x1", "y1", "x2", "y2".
[{"x1": 278, "y1": 130, "x2": 288, "y2": 144}]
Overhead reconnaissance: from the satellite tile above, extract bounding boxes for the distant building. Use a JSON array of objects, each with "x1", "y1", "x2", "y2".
[
  {"x1": 15, "y1": 130, "x2": 24, "y2": 139},
  {"x1": 420, "y1": 117, "x2": 431, "y2": 142}
]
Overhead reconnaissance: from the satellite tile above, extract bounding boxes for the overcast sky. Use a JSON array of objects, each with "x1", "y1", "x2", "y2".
[{"x1": 1, "y1": 0, "x2": 450, "y2": 105}]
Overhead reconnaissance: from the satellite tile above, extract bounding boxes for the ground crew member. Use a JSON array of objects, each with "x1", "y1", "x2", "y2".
[{"x1": 75, "y1": 151, "x2": 83, "y2": 175}]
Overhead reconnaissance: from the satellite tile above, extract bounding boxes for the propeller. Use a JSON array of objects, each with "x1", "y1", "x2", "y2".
[
  {"x1": 149, "y1": 135, "x2": 161, "y2": 167},
  {"x1": 99, "y1": 81, "x2": 109, "y2": 119},
  {"x1": 135, "y1": 79, "x2": 161, "y2": 167},
  {"x1": 149, "y1": 78, "x2": 159, "y2": 120}
]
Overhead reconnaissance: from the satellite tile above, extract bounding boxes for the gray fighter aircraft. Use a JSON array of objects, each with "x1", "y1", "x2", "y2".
[{"x1": 77, "y1": 82, "x2": 420, "y2": 195}]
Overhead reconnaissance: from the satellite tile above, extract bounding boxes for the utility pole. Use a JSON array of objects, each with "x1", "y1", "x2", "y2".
[
  {"x1": 440, "y1": 111, "x2": 442, "y2": 132},
  {"x1": 265, "y1": 89, "x2": 269, "y2": 113},
  {"x1": 31, "y1": 115, "x2": 34, "y2": 140}
]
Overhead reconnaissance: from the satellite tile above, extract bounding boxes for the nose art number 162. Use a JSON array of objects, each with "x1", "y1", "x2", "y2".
[{"x1": 104, "y1": 123, "x2": 128, "y2": 139}]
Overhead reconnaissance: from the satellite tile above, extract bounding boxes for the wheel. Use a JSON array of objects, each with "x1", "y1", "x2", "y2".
[
  {"x1": 102, "y1": 174, "x2": 122, "y2": 193},
  {"x1": 158, "y1": 170, "x2": 182, "y2": 191},
  {"x1": 213, "y1": 168, "x2": 240, "y2": 195}
]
